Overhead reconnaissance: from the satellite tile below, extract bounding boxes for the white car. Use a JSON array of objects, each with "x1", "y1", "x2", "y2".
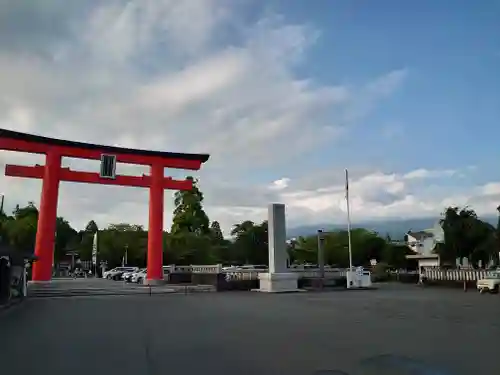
[
  {"x1": 121, "y1": 268, "x2": 140, "y2": 282},
  {"x1": 477, "y1": 271, "x2": 500, "y2": 293},
  {"x1": 103, "y1": 267, "x2": 137, "y2": 280},
  {"x1": 131, "y1": 267, "x2": 170, "y2": 283},
  {"x1": 131, "y1": 268, "x2": 147, "y2": 284}
]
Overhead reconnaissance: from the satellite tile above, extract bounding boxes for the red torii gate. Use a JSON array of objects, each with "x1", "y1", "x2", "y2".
[{"x1": 0, "y1": 129, "x2": 209, "y2": 283}]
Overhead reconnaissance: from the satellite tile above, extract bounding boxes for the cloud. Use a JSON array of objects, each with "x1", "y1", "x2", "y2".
[
  {"x1": 3, "y1": 1, "x2": 493, "y2": 237},
  {"x1": 191, "y1": 166, "x2": 498, "y2": 233},
  {"x1": 403, "y1": 169, "x2": 457, "y2": 179},
  {"x1": 269, "y1": 178, "x2": 290, "y2": 191}
]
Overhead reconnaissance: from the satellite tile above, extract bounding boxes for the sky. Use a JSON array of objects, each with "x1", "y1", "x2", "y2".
[{"x1": 0, "y1": 0, "x2": 499, "y2": 234}]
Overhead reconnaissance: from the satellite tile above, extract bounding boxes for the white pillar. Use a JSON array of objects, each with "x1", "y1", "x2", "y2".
[
  {"x1": 256, "y1": 204, "x2": 300, "y2": 293},
  {"x1": 268, "y1": 203, "x2": 287, "y2": 273}
]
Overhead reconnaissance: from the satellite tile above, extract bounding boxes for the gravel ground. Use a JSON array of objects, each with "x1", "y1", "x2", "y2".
[{"x1": 1, "y1": 282, "x2": 498, "y2": 375}]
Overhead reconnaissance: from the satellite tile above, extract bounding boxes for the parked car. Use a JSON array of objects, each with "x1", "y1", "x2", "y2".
[
  {"x1": 131, "y1": 268, "x2": 147, "y2": 284},
  {"x1": 103, "y1": 267, "x2": 137, "y2": 280},
  {"x1": 122, "y1": 268, "x2": 140, "y2": 282},
  {"x1": 132, "y1": 267, "x2": 170, "y2": 284},
  {"x1": 477, "y1": 271, "x2": 500, "y2": 293}
]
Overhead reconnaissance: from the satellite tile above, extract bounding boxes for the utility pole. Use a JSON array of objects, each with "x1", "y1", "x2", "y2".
[
  {"x1": 123, "y1": 244, "x2": 128, "y2": 266},
  {"x1": 0, "y1": 194, "x2": 4, "y2": 214},
  {"x1": 317, "y1": 230, "x2": 325, "y2": 288}
]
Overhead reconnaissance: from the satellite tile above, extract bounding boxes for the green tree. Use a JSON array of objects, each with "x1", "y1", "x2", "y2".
[
  {"x1": 169, "y1": 177, "x2": 212, "y2": 264},
  {"x1": 381, "y1": 244, "x2": 416, "y2": 269},
  {"x1": 210, "y1": 221, "x2": 224, "y2": 242},
  {"x1": 13, "y1": 201, "x2": 38, "y2": 220},
  {"x1": 496, "y1": 206, "x2": 500, "y2": 264},
  {"x1": 439, "y1": 206, "x2": 496, "y2": 267},
  {"x1": 4, "y1": 203, "x2": 39, "y2": 251},
  {"x1": 439, "y1": 207, "x2": 471, "y2": 264},
  {"x1": 287, "y1": 229, "x2": 389, "y2": 268},
  {"x1": 288, "y1": 236, "x2": 318, "y2": 264},
  {"x1": 96, "y1": 224, "x2": 148, "y2": 267},
  {"x1": 54, "y1": 217, "x2": 78, "y2": 262},
  {"x1": 230, "y1": 220, "x2": 269, "y2": 265},
  {"x1": 208, "y1": 220, "x2": 232, "y2": 264},
  {"x1": 171, "y1": 177, "x2": 210, "y2": 235},
  {"x1": 167, "y1": 231, "x2": 215, "y2": 264},
  {"x1": 0, "y1": 210, "x2": 12, "y2": 244},
  {"x1": 85, "y1": 220, "x2": 98, "y2": 234}
]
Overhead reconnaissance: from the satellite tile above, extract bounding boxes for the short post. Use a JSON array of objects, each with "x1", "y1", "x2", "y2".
[{"x1": 463, "y1": 280, "x2": 467, "y2": 292}]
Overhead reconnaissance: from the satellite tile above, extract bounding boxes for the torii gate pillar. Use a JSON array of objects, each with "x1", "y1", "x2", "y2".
[
  {"x1": 146, "y1": 162, "x2": 164, "y2": 284},
  {"x1": 33, "y1": 151, "x2": 62, "y2": 281}
]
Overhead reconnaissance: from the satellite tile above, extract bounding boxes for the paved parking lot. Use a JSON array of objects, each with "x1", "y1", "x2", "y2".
[{"x1": 1, "y1": 283, "x2": 498, "y2": 375}]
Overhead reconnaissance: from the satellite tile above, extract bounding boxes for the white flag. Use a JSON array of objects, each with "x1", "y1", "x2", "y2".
[{"x1": 92, "y1": 231, "x2": 98, "y2": 265}]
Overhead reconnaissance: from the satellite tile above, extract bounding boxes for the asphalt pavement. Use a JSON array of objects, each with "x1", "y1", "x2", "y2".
[{"x1": 1, "y1": 282, "x2": 499, "y2": 375}]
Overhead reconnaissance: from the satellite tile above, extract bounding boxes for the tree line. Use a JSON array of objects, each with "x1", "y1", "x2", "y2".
[
  {"x1": 436, "y1": 206, "x2": 500, "y2": 268},
  {"x1": 0, "y1": 177, "x2": 498, "y2": 269}
]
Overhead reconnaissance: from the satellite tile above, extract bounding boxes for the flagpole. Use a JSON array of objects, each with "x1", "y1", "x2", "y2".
[
  {"x1": 92, "y1": 231, "x2": 98, "y2": 277},
  {"x1": 345, "y1": 169, "x2": 353, "y2": 271}
]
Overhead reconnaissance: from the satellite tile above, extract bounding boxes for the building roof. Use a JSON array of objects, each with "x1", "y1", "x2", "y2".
[
  {"x1": 0, "y1": 129, "x2": 209, "y2": 163},
  {"x1": 407, "y1": 231, "x2": 434, "y2": 240}
]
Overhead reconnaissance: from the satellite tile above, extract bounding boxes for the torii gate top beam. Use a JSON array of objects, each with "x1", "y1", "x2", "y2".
[{"x1": 0, "y1": 129, "x2": 209, "y2": 170}]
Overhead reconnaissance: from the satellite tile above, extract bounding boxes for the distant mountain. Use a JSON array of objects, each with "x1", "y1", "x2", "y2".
[{"x1": 287, "y1": 215, "x2": 498, "y2": 240}]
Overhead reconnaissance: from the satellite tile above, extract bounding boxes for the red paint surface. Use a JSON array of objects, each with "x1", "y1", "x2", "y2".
[
  {"x1": 32, "y1": 152, "x2": 61, "y2": 282},
  {"x1": 147, "y1": 163, "x2": 164, "y2": 281},
  {"x1": 0, "y1": 137, "x2": 203, "y2": 170},
  {"x1": 5, "y1": 165, "x2": 193, "y2": 190}
]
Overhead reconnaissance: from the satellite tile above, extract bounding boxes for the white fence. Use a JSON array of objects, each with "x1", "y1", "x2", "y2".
[{"x1": 423, "y1": 267, "x2": 491, "y2": 282}]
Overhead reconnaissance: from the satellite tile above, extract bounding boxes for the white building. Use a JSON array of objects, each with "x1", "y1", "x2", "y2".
[
  {"x1": 405, "y1": 222, "x2": 444, "y2": 268},
  {"x1": 405, "y1": 222, "x2": 444, "y2": 255}
]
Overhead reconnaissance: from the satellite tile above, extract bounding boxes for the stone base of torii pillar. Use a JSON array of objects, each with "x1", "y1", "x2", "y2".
[{"x1": 254, "y1": 203, "x2": 301, "y2": 293}]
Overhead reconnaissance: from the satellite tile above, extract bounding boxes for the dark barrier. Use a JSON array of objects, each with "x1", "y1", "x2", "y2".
[
  {"x1": 372, "y1": 273, "x2": 419, "y2": 283},
  {"x1": 168, "y1": 272, "x2": 192, "y2": 284},
  {"x1": 187, "y1": 273, "x2": 348, "y2": 291},
  {"x1": 190, "y1": 273, "x2": 259, "y2": 291},
  {"x1": 397, "y1": 273, "x2": 419, "y2": 283},
  {"x1": 190, "y1": 272, "x2": 220, "y2": 287}
]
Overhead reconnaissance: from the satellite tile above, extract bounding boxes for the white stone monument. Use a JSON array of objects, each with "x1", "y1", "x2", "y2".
[{"x1": 256, "y1": 204, "x2": 300, "y2": 293}]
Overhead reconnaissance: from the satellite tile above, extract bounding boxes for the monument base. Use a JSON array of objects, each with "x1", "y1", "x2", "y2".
[{"x1": 255, "y1": 272, "x2": 301, "y2": 293}]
